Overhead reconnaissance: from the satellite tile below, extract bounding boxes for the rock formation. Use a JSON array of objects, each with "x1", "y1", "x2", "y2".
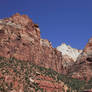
[
  {"x1": 57, "y1": 43, "x2": 82, "y2": 70},
  {"x1": 77, "y1": 38, "x2": 92, "y2": 63},
  {"x1": 69, "y1": 38, "x2": 92, "y2": 81},
  {"x1": 57, "y1": 43, "x2": 82, "y2": 62},
  {"x1": 0, "y1": 13, "x2": 63, "y2": 73},
  {"x1": 0, "y1": 57, "x2": 70, "y2": 92},
  {"x1": 0, "y1": 13, "x2": 92, "y2": 91}
]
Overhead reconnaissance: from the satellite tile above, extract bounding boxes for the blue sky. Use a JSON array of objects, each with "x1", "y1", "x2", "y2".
[{"x1": 0, "y1": 0, "x2": 92, "y2": 49}]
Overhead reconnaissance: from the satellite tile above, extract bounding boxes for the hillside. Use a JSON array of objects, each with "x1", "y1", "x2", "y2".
[
  {"x1": 0, "y1": 13, "x2": 63, "y2": 74},
  {"x1": 0, "y1": 56, "x2": 91, "y2": 92},
  {"x1": 0, "y1": 13, "x2": 92, "y2": 92}
]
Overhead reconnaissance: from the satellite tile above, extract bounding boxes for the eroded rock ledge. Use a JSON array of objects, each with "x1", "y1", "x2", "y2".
[{"x1": 0, "y1": 13, "x2": 63, "y2": 73}]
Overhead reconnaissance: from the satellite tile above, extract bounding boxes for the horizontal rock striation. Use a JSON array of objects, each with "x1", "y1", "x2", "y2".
[
  {"x1": 70, "y1": 38, "x2": 92, "y2": 81},
  {"x1": 0, "y1": 13, "x2": 63, "y2": 73}
]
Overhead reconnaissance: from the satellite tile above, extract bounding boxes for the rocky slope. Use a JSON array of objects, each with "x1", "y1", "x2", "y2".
[
  {"x1": 77, "y1": 38, "x2": 92, "y2": 63},
  {"x1": 57, "y1": 43, "x2": 82, "y2": 62},
  {"x1": 57, "y1": 43, "x2": 82, "y2": 70},
  {"x1": 57, "y1": 39, "x2": 92, "y2": 83},
  {"x1": 69, "y1": 38, "x2": 92, "y2": 82},
  {"x1": 0, "y1": 13, "x2": 63, "y2": 73},
  {"x1": 0, "y1": 57, "x2": 66, "y2": 92},
  {"x1": 0, "y1": 13, "x2": 92, "y2": 92},
  {"x1": 0, "y1": 56, "x2": 89, "y2": 92}
]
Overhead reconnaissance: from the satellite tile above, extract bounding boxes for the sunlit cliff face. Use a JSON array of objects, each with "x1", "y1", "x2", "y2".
[{"x1": 57, "y1": 43, "x2": 82, "y2": 62}]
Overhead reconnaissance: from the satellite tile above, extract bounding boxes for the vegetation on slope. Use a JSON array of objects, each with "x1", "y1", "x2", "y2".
[{"x1": 0, "y1": 56, "x2": 91, "y2": 92}]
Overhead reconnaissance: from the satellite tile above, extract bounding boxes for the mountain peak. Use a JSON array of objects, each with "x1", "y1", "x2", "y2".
[
  {"x1": 0, "y1": 13, "x2": 63, "y2": 74},
  {"x1": 57, "y1": 43, "x2": 82, "y2": 62},
  {"x1": 88, "y1": 37, "x2": 92, "y2": 43}
]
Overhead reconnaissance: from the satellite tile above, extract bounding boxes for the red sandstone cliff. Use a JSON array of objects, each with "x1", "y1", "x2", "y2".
[
  {"x1": 69, "y1": 38, "x2": 92, "y2": 81},
  {"x1": 0, "y1": 13, "x2": 63, "y2": 73},
  {"x1": 0, "y1": 13, "x2": 70, "y2": 91},
  {"x1": 0, "y1": 13, "x2": 92, "y2": 91}
]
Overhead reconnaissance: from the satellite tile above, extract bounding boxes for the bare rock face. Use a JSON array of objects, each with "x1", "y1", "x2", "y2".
[
  {"x1": 57, "y1": 43, "x2": 82, "y2": 62},
  {"x1": 82, "y1": 38, "x2": 92, "y2": 62},
  {"x1": 70, "y1": 38, "x2": 92, "y2": 81},
  {"x1": 0, "y1": 13, "x2": 63, "y2": 73},
  {"x1": 1, "y1": 13, "x2": 92, "y2": 91},
  {"x1": 34, "y1": 75, "x2": 67, "y2": 92},
  {"x1": 57, "y1": 43, "x2": 82, "y2": 72}
]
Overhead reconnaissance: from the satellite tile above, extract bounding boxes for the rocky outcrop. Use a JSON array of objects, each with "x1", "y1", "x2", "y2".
[
  {"x1": 57, "y1": 43, "x2": 82, "y2": 70},
  {"x1": 0, "y1": 13, "x2": 92, "y2": 91},
  {"x1": 57, "y1": 43, "x2": 82, "y2": 62},
  {"x1": 0, "y1": 57, "x2": 71, "y2": 92},
  {"x1": 0, "y1": 13, "x2": 63, "y2": 73},
  {"x1": 34, "y1": 75, "x2": 68, "y2": 92},
  {"x1": 77, "y1": 38, "x2": 92, "y2": 63},
  {"x1": 70, "y1": 38, "x2": 92, "y2": 81}
]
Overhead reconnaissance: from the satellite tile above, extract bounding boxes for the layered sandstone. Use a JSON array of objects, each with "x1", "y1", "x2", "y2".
[
  {"x1": 57, "y1": 43, "x2": 82, "y2": 62},
  {"x1": 57, "y1": 43, "x2": 82, "y2": 71},
  {"x1": 0, "y1": 13, "x2": 92, "y2": 91},
  {"x1": 77, "y1": 38, "x2": 92, "y2": 63},
  {"x1": 70, "y1": 38, "x2": 92, "y2": 81},
  {"x1": 0, "y1": 57, "x2": 67, "y2": 92},
  {"x1": 0, "y1": 13, "x2": 63, "y2": 73}
]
